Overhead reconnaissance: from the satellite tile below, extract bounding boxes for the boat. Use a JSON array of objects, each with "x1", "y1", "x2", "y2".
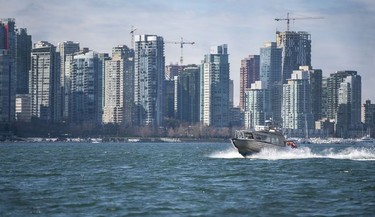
[
  {"x1": 356, "y1": 135, "x2": 374, "y2": 143},
  {"x1": 231, "y1": 126, "x2": 296, "y2": 157}
]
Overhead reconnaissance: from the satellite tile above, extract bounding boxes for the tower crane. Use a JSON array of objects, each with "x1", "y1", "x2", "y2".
[
  {"x1": 130, "y1": 26, "x2": 137, "y2": 49},
  {"x1": 275, "y1": 12, "x2": 324, "y2": 31},
  {"x1": 165, "y1": 37, "x2": 195, "y2": 65}
]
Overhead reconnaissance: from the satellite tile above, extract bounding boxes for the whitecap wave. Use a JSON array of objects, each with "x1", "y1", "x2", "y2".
[
  {"x1": 208, "y1": 148, "x2": 244, "y2": 159},
  {"x1": 210, "y1": 146, "x2": 375, "y2": 161}
]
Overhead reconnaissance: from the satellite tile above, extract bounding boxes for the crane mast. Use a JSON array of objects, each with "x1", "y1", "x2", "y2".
[
  {"x1": 130, "y1": 26, "x2": 137, "y2": 49},
  {"x1": 275, "y1": 12, "x2": 323, "y2": 31},
  {"x1": 166, "y1": 37, "x2": 195, "y2": 65}
]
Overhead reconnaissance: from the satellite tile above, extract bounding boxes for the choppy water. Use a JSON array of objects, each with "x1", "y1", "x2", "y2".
[{"x1": 1, "y1": 142, "x2": 374, "y2": 216}]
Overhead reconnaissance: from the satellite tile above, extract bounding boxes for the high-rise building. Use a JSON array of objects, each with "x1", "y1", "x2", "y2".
[
  {"x1": 175, "y1": 64, "x2": 200, "y2": 123},
  {"x1": 293, "y1": 65, "x2": 323, "y2": 123},
  {"x1": 121, "y1": 49, "x2": 134, "y2": 127},
  {"x1": 200, "y1": 44, "x2": 230, "y2": 127},
  {"x1": 362, "y1": 100, "x2": 375, "y2": 136},
  {"x1": 321, "y1": 77, "x2": 329, "y2": 119},
  {"x1": 260, "y1": 42, "x2": 282, "y2": 124},
  {"x1": 307, "y1": 67, "x2": 322, "y2": 122},
  {"x1": 0, "y1": 18, "x2": 16, "y2": 122},
  {"x1": 98, "y1": 52, "x2": 110, "y2": 110},
  {"x1": 30, "y1": 41, "x2": 60, "y2": 121},
  {"x1": 134, "y1": 35, "x2": 165, "y2": 127},
  {"x1": 103, "y1": 45, "x2": 134, "y2": 125},
  {"x1": 164, "y1": 79, "x2": 175, "y2": 119},
  {"x1": 229, "y1": 79, "x2": 234, "y2": 108},
  {"x1": 70, "y1": 51, "x2": 102, "y2": 124},
  {"x1": 244, "y1": 81, "x2": 269, "y2": 129},
  {"x1": 165, "y1": 64, "x2": 182, "y2": 80},
  {"x1": 58, "y1": 41, "x2": 80, "y2": 120},
  {"x1": 282, "y1": 69, "x2": 314, "y2": 136},
  {"x1": 276, "y1": 31, "x2": 311, "y2": 83},
  {"x1": 323, "y1": 71, "x2": 361, "y2": 127},
  {"x1": 15, "y1": 94, "x2": 31, "y2": 122},
  {"x1": 239, "y1": 55, "x2": 259, "y2": 110},
  {"x1": 0, "y1": 49, "x2": 12, "y2": 122},
  {"x1": 334, "y1": 71, "x2": 361, "y2": 137},
  {"x1": 16, "y1": 28, "x2": 32, "y2": 94}
]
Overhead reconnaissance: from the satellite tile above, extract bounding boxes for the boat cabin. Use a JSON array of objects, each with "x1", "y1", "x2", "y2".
[{"x1": 235, "y1": 130, "x2": 285, "y2": 147}]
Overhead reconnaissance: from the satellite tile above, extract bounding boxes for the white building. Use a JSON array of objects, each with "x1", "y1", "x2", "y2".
[
  {"x1": 103, "y1": 45, "x2": 134, "y2": 124},
  {"x1": 15, "y1": 94, "x2": 31, "y2": 122},
  {"x1": 30, "y1": 41, "x2": 60, "y2": 121},
  {"x1": 282, "y1": 69, "x2": 314, "y2": 134},
  {"x1": 244, "y1": 81, "x2": 269, "y2": 129},
  {"x1": 200, "y1": 44, "x2": 230, "y2": 127}
]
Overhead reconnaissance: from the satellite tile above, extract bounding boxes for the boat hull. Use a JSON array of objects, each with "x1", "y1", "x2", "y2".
[{"x1": 231, "y1": 138, "x2": 285, "y2": 157}]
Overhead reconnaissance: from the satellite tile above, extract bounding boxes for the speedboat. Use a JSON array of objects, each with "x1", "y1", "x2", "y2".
[
  {"x1": 231, "y1": 128, "x2": 296, "y2": 157},
  {"x1": 356, "y1": 135, "x2": 374, "y2": 143}
]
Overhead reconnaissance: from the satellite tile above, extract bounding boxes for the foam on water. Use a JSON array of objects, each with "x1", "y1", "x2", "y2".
[
  {"x1": 208, "y1": 147, "x2": 244, "y2": 159},
  {"x1": 210, "y1": 146, "x2": 375, "y2": 161}
]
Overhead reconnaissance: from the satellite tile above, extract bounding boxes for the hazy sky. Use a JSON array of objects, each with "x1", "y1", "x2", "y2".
[{"x1": 1, "y1": 0, "x2": 374, "y2": 105}]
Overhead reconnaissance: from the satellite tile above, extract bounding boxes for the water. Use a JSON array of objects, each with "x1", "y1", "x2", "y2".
[{"x1": 1, "y1": 142, "x2": 374, "y2": 216}]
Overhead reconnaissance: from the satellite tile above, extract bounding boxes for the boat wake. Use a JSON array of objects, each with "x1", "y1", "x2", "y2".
[
  {"x1": 209, "y1": 146, "x2": 375, "y2": 161},
  {"x1": 208, "y1": 148, "x2": 244, "y2": 159}
]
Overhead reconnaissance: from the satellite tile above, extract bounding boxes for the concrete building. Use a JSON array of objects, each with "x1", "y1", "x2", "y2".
[
  {"x1": 70, "y1": 51, "x2": 102, "y2": 124},
  {"x1": 244, "y1": 81, "x2": 269, "y2": 129},
  {"x1": 103, "y1": 45, "x2": 134, "y2": 125},
  {"x1": 276, "y1": 31, "x2": 311, "y2": 83},
  {"x1": 200, "y1": 44, "x2": 230, "y2": 127},
  {"x1": 260, "y1": 42, "x2": 282, "y2": 124},
  {"x1": 0, "y1": 18, "x2": 16, "y2": 122},
  {"x1": 15, "y1": 94, "x2": 31, "y2": 122},
  {"x1": 134, "y1": 35, "x2": 165, "y2": 127},
  {"x1": 239, "y1": 55, "x2": 259, "y2": 111},
  {"x1": 30, "y1": 41, "x2": 60, "y2": 121}
]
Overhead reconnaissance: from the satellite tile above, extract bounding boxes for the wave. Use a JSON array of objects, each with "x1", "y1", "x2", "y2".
[
  {"x1": 208, "y1": 148, "x2": 244, "y2": 159},
  {"x1": 209, "y1": 146, "x2": 375, "y2": 161}
]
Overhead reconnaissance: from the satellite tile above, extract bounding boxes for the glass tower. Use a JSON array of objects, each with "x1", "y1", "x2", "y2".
[
  {"x1": 134, "y1": 35, "x2": 165, "y2": 127},
  {"x1": 0, "y1": 18, "x2": 16, "y2": 122},
  {"x1": 260, "y1": 42, "x2": 282, "y2": 125},
  {"x1": 200, "y1": 44, "x2": 230, "y2": 127},
  {"x1": 276, "y1": 31, "x2": 311, "y2": 83}
]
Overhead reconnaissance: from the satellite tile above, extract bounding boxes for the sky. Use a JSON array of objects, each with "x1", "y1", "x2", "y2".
[{"x1": 1, "y1": 0, "x2": 374, "y2": 106}]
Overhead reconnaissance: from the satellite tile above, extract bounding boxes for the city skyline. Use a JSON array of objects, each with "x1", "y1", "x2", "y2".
[{"x1": 1, "y1": 0, "x2": 374, "y2": 105}]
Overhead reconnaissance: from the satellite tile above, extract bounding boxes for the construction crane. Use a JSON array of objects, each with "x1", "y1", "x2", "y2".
[
  {"x1": 165, "y1": 37, "x2": 195, "y2": 65},
  {"x1": 130, "y1": 26, "x2": 137, "y2": 49},
  {"x1": 275, "y1": 12, "x2": 324, "y2": 31}
]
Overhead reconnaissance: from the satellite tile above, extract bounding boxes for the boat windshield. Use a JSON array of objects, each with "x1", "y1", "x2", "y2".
[
  {"x1": 235, "y1": 131, "x2": 254, "y2": 139},
  {"x1": 253, "y1": 132, "x2": 282, "y2": 145}
]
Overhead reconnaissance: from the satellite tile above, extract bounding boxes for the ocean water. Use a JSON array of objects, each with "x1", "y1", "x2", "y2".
[{"x1": 1, "y1": 142, "x2": 374, "y2": 216}]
